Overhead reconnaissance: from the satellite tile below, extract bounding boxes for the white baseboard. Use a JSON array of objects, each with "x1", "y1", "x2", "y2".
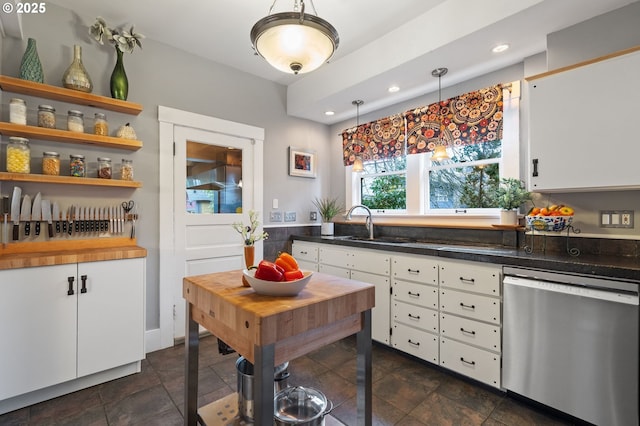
[{"x1": 145, "y1": 327, "x2": 164, "y2": 353}]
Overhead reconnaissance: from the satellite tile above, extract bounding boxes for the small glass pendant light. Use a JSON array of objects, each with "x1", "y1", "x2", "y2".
[
  {"x1": 351, "y1": 99, "x2": 365, "y2": 172},
  {"x1": 431, "y1": 67, "x2": 450, "y2": 162}
]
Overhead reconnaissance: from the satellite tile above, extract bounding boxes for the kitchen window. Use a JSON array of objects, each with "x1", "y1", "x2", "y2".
[{"x1": 347, "y1": 82, "x2": 520, "y2": 217}]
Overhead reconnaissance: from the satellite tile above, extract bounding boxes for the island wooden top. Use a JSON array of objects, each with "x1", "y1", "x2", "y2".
[{"x1": 183, "y1": 270, "x2": 375, "y2": 364}]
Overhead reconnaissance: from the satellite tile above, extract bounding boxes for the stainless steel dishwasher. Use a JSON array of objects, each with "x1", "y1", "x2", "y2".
[{"x1": 502, "y1": 267, "x2": 639, "y2": 426}]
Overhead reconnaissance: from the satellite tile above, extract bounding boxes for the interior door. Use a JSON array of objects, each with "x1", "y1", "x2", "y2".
[{"x1": 172, "y1": 125, "x2": 261, "y2": 339}]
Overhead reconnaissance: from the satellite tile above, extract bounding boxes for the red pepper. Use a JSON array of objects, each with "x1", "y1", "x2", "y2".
[
  {"x1": 284, "y1": 270, "x2": 304, "y2": 281},
  {"x1": 254, "y1": 260, "x2": 284, "y2": 282}
]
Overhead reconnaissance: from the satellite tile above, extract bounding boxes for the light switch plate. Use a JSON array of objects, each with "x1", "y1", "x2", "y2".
[
  {"x1": 284, "y1": 211, "x2": 296, "y2": 222},
  {"x1": 270, "y1": 211, "x2": 282, "y2": 222},
  {"x1": 600, "y1": 210, "x2": 634, "y2": 228}
]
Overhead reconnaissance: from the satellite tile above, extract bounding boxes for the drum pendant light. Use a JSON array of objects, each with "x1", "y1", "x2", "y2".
[
  {"x1": 250, "y1": 0, "x2": 339, "y2": 75},
  {"x1": 431, "y1": 67, "x2": 450, "y2": 162},
  {"x1": 351, "y1": 100, "x2": 364, "y2": 172}
]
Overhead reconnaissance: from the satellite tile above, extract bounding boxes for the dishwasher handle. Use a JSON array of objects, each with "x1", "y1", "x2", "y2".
[{"x1": 504, "y1": 276, "x2": 639, "y2": 306}]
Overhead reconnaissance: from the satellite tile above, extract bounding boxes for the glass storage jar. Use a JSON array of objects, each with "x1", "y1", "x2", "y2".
[
  {"x1": 42, "y1": 151, "x2": 60, "y2": 176},
  {"x1": 9, "y1": 98, "x2": 27, "y2": 125},
  {"x1": 97, "y1": 157, "x2": 112, "y2": 179},
  {"x1": 121, "y1": 159, "x2": 134, "y2": 181},
  {"x1": 67, "y1": 110, "x2": 84, "y2": 132},
  {"x1": 6, "y1": 137, "x2": 30, "y2": 173},
  {"x1": 94, "y1": 112, "x2": 108, "y2": 136},
  {"x1": 37, "y1": 105, "x2": 56, "y2": 128},
  {"x1": 69, "y1": 154, "x2": 86, "y2": 177}
]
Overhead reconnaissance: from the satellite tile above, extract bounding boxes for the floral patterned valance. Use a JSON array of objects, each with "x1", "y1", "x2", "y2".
[
  {"x1": 405, "y1": 84, "x2": 503, "y2": 154},
  {"x1": 342, "y1": 114, "x2": 405, "y2": 166}
]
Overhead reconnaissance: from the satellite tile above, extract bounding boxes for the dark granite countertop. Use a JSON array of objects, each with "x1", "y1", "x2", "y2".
[{"x1": 292, "y1": 235, "x2": 640, "y2": 282}]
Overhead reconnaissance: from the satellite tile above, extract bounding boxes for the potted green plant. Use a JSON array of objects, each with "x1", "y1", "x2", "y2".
[
  {"x1": 312, "y1": 197, "x2": 344, "y2": 236},
  {"x1": 493, "y1": 178, "x2": 532, "y2": 225}
]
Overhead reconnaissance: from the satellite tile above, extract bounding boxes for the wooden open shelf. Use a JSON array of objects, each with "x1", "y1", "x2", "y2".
[
  {"x1": 0, "y1": 75, "x2": 143, "y2": 115},
  {"x1": 0, "y1": 122, "x2": 142, "y2": 151},
  {"x1": 0, "y1": 172, "x2": 142, "y2": 188}
]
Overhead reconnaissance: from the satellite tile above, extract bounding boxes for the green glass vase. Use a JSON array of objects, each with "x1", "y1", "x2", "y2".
[
  {"x1": 110, "y1": 48, "x2": 128, "y2": 100},
  {"x1": 19, "y1": 38, "x2": 44, "y2": 83}
]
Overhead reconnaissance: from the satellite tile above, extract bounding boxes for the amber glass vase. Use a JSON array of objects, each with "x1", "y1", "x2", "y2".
[{"x1": 242, "y1": 245, "x2": 255, "y2": 287}]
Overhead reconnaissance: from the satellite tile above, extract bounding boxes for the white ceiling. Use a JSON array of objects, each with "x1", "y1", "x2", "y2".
[{"x1": 39, "y1": 0, "x2": 637, "y2": 124}]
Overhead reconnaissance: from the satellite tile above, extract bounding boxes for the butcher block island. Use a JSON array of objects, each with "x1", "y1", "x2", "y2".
[{"x1": 183, "y1": 270, "x2": 376, "y2": 426}]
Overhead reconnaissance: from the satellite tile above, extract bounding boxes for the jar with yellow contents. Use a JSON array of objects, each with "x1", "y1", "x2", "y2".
[{"x1": 6, "y1": 137, "x2": 31, "y2": 173}]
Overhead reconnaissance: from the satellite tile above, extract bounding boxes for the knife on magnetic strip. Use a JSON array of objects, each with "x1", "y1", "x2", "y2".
[
  {"x1": 42, "y1": 200, "x2": 53, "y2": 238},
  {"x1": 32, "y1": 192, "x2": 42, "y2": 236},
  {"x1": 10, "y1": 187, "x2": 21, "y2": 241},
  {"x1": 20, "y1": 194, "x2": 31, "y2": 236}
]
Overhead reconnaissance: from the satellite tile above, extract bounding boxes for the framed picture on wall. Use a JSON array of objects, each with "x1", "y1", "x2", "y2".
[{"x1": 289, "y1": 147, "x2": 316, "y2": 178}]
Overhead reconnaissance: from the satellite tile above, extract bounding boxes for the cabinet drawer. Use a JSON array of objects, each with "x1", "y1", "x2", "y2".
[
  {"x1": 292, "y1": 242, "x2": 318, "y2": 263},
  {"x1": 319, "y1": 246, "x2": 352, "y2": 269},
  {"x1": 392, "y1": 254, "x2": 438, "y2": 285},
  {"x1": 439, "y1": 260, "x2": 501, "y2": 296},
  {"x1": 440, "y1": 313, "x2": 501, "y2": 353},
  {"x1": 440, "y1": 337, "x2": 501, "y2": 388},
  {"x1": 393, "y1": 301, "x2": 438, "y2": 334},
  {"x1": 319, "y1": 264, "x2": 350, "y2": 278},
  {"x1": 352, "y1": 250, "x2": 390, "y2": 276},
  {"x1": 440, "y1": 289, "x2": 500, "y2": 324},
  {"x1": 393, "y1": 280, "x2": 438, "y2": 310},
  {"x1": 297, "y1": 260, "x2": 318, "y2": 272},
  {"x1": 392, "y1": 323, "x2": 438, "y2": 364}
]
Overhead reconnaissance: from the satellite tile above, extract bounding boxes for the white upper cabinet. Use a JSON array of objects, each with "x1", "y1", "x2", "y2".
[{"x1": 527, "y1": 47, "x2": 640, "y2": 192}]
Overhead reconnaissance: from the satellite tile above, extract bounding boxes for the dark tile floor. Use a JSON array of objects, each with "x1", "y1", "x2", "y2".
[{"x1": 0, "y1": 335, "x2": 576, "y2": 425}]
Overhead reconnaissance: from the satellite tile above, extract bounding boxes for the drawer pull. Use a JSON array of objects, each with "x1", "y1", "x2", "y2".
[
  {"x1": 460, "y1": 357, "x2": 476, "y2": 366},
  {"x1": 408, "y1": 313, "x2": 421, "y2": 320},
  {"x1": 67, "y1": 276, "x2": 75, "y2": 296},
  {"x1": 407, "y1": 339, "x2": 420, "y2": 347},
  {"x1": 407, "y1": 268, "x2": 420, "y2": 274},
  {"x1": 460, "y1": 327, "x2": 476, "y2": 335},
  {"x1": 459, "y1": 277, "x2": 475, "y2": 284},
  {"x1": 407, "y1": 291, "x2": 420, "y2": 298},
  {"x1": 459, "y1": 302, "x2": 475, "y2": 310},
  {"x1": 300, "y1": 250, "x2": 308, "y2": 255}
]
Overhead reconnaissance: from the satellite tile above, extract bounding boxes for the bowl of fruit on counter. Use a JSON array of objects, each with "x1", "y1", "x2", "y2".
[
  {"x1": 525, "y1": 205, "x2": 575, "y2": 231},
  {"x1": 243, "y1": 252, "x2": 312, "y2": 296}
]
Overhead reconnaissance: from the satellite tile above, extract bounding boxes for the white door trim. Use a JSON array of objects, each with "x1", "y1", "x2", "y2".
[{"x1": 157, "y1": 106, "x2": 264, "y2": 350}]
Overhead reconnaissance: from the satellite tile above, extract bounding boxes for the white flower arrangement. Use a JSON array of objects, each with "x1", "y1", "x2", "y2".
[
  {"x1": 89, "y1": 17, "x2": 144, "y2": 54},
  {"x1": 232, "y1": 210, "x2": 268, "y2": 246}
]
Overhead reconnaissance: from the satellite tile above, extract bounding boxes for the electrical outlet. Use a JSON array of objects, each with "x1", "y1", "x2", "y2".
[
  {"x1": 600, "y1": 210, "x2": 634, "y2": 228},
  {"x1": 270, "y1": 211, "x2": 282, "y2": 222},
  {"x1": 310, "y1": 211, "x2": 318, "y2": 221},
  {"x1": 284, "y1": 211, "x2": 296, "y2": 222}
]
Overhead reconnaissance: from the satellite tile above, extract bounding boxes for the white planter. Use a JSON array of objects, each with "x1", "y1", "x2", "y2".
[
  {"x1": 320, "y1": 222, "x2": 334, "y2": 236},
  {"x1": 500, "y1": 209, "x2": 518, "y2": 225}
]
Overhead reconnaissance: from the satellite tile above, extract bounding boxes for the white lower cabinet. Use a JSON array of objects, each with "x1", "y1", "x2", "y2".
[
  {"x1": 439, "y1": 258, "x2": 502, "y2": 388},
  {"x1": 0, "y1": 258, "x2": 145, "y2": 402},
  {"x1": 391, "y1": 254, "x2": 440, "y2": 363},
  {"x1": 314, "y1": 244, "x2": 391, "y2": 345},
  {"x1": 293, "y1": 240, "x2": 504, "y2": 388},
  {"x1": 291, "y1": 241, "x2": 319, "y2": 272}
]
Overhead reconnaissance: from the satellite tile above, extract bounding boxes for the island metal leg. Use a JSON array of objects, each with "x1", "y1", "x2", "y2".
[
  {"x1": 254, "y1": 343, "x2": 275, "y2": 426},
  {"x1": 184, "y1": 302, "x2": 199, "y2": 426},
  {"x1": 356, "y1": 309, "x2": 372, "y2": 426}
]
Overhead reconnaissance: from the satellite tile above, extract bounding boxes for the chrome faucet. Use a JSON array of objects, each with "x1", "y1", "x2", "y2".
[{"x1": 346, "y1": 205, "x2": 374, "y2": 240}]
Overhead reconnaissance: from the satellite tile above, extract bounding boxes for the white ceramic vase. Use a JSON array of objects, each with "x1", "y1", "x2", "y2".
[
  {"x1": 320, "y1": 222, "x2": 334, "y2": 236},
  {"x1": 500, "y1": 209, "x2": 518, "y2": 225}
]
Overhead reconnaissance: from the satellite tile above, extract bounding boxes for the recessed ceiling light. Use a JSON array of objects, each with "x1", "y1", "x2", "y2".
[
  {"x1": 388, "y1": 85, "x2": 400, "y2": 93},
  {"x1": 324, "y1": 110, "x2": 335, "y2": 116},
  {"x1": 492, "y1": 43, "x2": 510, "y2": 53}
]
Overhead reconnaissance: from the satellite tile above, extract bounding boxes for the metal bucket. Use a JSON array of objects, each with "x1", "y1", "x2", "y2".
[{"x1": 236, "y1": 356, "x2": 289, "y2": 422}]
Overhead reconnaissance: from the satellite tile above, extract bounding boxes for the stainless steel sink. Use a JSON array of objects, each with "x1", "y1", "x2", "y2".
[{"x1": 333, "y1": 235, "x2": 417, "y2": 244}]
